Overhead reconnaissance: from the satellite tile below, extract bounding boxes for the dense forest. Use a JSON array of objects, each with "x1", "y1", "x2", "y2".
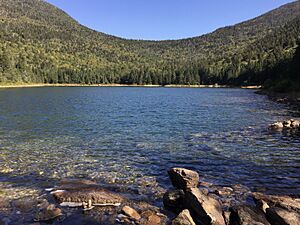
[{"x1": 0, "y1": 0, "x2": 300, "y2": 91}]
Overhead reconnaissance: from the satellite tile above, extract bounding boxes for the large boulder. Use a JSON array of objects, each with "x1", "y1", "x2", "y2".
[
  {"x1": 172, "y1": 209, "x2": 196, "y2": 225},
  {"x1": 266, "y1": 207, "x2": 300, "y2": 225},
  {"x1": 163, "y1": 189, "x2": 185, "y2": 212},
  {"x1": 229, "y1": 205, "x2": 270, "y2": 225},
  {"x1": 185, "y1": 188, "x2": 225, "y2": 225},
  {"x1": 253, "y1": 192, "x2": 300, "y2": 213},
  {"x1": 50, "y1": 179, "x2": 124, "y2": 206},
  {"x1": 168, "y1": 168, "x2": 199, "y2": 190}
]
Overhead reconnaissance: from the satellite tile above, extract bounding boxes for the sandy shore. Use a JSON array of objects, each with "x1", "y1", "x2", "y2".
[{"x1": 0, "y1": 83, "x2": 261, "y2": 89}]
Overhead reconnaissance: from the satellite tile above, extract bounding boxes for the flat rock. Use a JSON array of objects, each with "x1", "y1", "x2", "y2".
[
  {"x1": 163, "y1": 189, "x2": 185, "y2": 212},
  {"x1": 168, "y1": 168, "x2": 199, "y2": 190},
  {"x1": 253, "y1": 192, "x2": 300, "y2": 213},
  {"x1": 266, "y1": 207, "x2": 300, "y2": 225},
  {"x1": 229, "y1": 205, "x2": 270, "y2": 225},
  {"x1": 122, "y1": 205, "x2": 141, "y2": 221},
  {"x1": 13, "y1": 197, "x2": 37, "y2": 213},
  {"x1": 185, "y1": 188, "x2": 225, "y2": 225},
  {"x1": 172, "y1": 209, "x2": 196, "y2": 225},
  {"x1": 51, "y1": 179, "x2": 124, "y2": 205},
  {"x1": 34, "y1": 204, "x2": 62, "y2": 222}
]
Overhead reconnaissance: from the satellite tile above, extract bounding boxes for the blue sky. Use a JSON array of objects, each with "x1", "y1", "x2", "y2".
[{"x1": 46, "y1": 0, "x2": 294, "y2": 40}]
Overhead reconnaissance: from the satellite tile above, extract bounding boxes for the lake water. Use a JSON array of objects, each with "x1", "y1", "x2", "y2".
[{"x1": 0, "y1": 87, "x2": 299, "y2": 202}]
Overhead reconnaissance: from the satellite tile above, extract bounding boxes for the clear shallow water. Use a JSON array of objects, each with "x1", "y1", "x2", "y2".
[{"x1": 0, "y1": 87, "x2": 299, "y2": 200}]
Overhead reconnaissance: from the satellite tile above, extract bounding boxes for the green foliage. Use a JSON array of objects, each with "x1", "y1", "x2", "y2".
[
  {"x1": 0, "y1": 0, "x2": 300, "y2": 88},
  {"x1": 263, "y1": 43, "x2": 300, "y2": 93}
]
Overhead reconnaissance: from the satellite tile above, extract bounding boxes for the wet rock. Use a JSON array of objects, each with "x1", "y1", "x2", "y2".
[
  {"x1": 266, "y1": 207, "x2": 300, "y2": 225},
  {"x1": 255, "y1": 199, "x2": 269, "y2": 213},
  {"x1": 116, "y1": 214, "x2": 132, "y2": 224},
  {"x1": 229, "y1": 205, "x2": 270, "y2": 225},
  {"x1": 34, "y1": 204, "x2": 62, "y2": 221},
  {"x1": 283, "y1": 120, "x2": 292, "y2": 128},
  {"x1": 269, "y1": 119, "x2": 300, "y2": 130},
  {"x1": 200, "y1": 181, "x2": 214, "y2": 188},
  {"x1": 122, "y1": 205, "x2": 141, "y2": 221},
  {"x1": 168, "y1": 168, "x2": 199, "y2": 190},
  {"x1": 172, "y1": 209, "x2": 196, "y2": 225},
  {"x1": 291, "y1": 119, "x2": 300, "y2": 128},
  {"x1": 140, "y1": 210, "x2": 166, "y2": 225},
  {"x1": 51, "y1": 179, "x2": 124, "y2": 206},
  {"x1": 13, "y1": 197, "x2": 37, "y2": 213},
  {"x1": 163, "y1": 189, "x2": 185, "y2": 212},
  {"x1": 269, "y1": 122, "x2": 284, "y2": 129},
  {"x1": 253, "y1": 192, "x2": 300, "y2": 213},
  {"x1": 60, "y1": 214, "x2": 101, "y2": 225},
  {"x1": 214, "y1": 187, "x2": 234, "y2": 198},
  {"x1": 145, "y1": 214, "x2": 162, "y2": 225},
  {"x1": 0, "y1": 197, "x2": 11, "y2": 214},
  {"x1": 185, "y1": 188, "x2": 225, "y2": 225}
]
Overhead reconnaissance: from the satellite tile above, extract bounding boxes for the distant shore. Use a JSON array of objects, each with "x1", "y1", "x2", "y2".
[{"x1": 0, "y1": 83, "x2": 262, "y2": 89}]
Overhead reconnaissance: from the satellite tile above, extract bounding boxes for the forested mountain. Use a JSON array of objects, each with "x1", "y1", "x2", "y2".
[{"x1": 0, "y1": 0, "x2": 300, "y2": 89}]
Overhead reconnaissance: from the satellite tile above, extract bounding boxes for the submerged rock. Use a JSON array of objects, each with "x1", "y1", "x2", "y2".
[
  {"x1": 34, "y1": 204, "x2": 62, "y2": 222},
  {"x1": 229, "y1": 205, "x2": 270, "y2": 225},
  {"x1": 266, "y1": 207, "x2": 300, "y2": 225},
  {"x1": 163, "y1": 189, "x2": 185, "y2": 212},
  {"x1": 172, "y1": 209, "x2": 195, "y2": 225},
  {"x1": 168, "y1": 168, "x2": 199, "y2": 190},
  {"x1": 50, "y1": 179, "x2": 124, "y2": 207},
  {"x1": 185, "y1": 188, "x2": 225, "y2": 225}
]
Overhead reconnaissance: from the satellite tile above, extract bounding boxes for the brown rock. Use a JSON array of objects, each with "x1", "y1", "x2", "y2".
[
  {"x1": 122, "y1": 205, "x2": 141, "y2": 221},
  {"x1": 253, "y1": 192, "x2": 300, "y2": 213},
  {"x1": 0, "y1": 196, "x2": 11, "y2": 213},
  {"x1": 214, "y1": 187, "x2": 234, "y2": 198},
  {"x1": 168, "y1": 168, "x2": 199, "y2": 190},
  {"x1": 51, "y1": 179, "x2": 124, "y2": 205},
  {"x1": 13, "y1": 197, "x2": 37, "y2": 213},
  {"x1": 185, "y1": 188, "x2": 225, "y2": 225},
  {"x1": 266, "y1": 207, "x2": 300, "y2": 225},
  {"x1": 229, "y1": 205, "x2": 270, "y2": 225},
  {"x1": 140, "y1": 210, "x2": 166, "y2": 225},
  {"x1": 147, "y1": 214, "x2": 162, "y2": 225},
  {"x1": 172, "y1": 209, "x2": 196, "y2": 225},
  {"x1": 163, "y1": 189, "x2": 185, "y2": 212},
  {"x1": 34, "y1": 204, "x2": 62, "y2": 221}
]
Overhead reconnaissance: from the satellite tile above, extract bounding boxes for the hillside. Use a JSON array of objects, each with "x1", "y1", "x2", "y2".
[{"x1": 0, "y1": 0, "x2": 300, "y2": 86}]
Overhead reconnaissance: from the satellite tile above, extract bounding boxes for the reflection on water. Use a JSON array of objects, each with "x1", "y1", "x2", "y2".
[{"x1": 0, "y1": 87, "x2": 299, "y2": 200}]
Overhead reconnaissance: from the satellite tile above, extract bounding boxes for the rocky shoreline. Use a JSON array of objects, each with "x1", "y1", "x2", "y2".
[
  {"x1": 1, "y1": 168, "x2": 299, "y2": 225},
  {"x1": 256, "y1": 90, "x2": 300, "y2": 111}
]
